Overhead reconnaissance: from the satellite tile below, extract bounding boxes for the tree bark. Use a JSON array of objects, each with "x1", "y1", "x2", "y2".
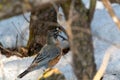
[
  {"x1": 62, "y1": 0, "x2": 96, "y2": 80},
  {"x1": 27, "y1": 6, "x2": 59, "y2": 56}
]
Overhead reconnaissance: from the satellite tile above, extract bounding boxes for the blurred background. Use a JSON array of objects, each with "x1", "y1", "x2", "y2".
[{"x1": 1, "y1": 0, "x2": 120, "y2": 80}]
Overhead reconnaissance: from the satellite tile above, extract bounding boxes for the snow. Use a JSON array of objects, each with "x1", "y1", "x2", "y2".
[
  {"x1": 82, "y1": 0, "x2": 104, "y2": 9},
  {"x1": 0, "y1": 10, "x2": 76, "y2": 80},
  {"x1": 83, "y1": 0, "x2": 120, "y2": 80},
  {"x1": 1, "y1": 1, "x2": 120, "y2": 80},
  {"x1": 0, "y1": 13, "x2": 30, "y2": 48},
  {"x1": 0, "y1": 52, "x2": 75, "y2": 80},
  {"x1": 91, "y1": 2, "x2": 120, "y2": 80},
  {"x1": 102, "y1": 74, "x2": 119, "y2": 80}
]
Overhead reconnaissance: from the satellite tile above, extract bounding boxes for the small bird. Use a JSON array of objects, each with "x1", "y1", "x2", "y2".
[{"x1": 17, "y1": 30, "x2": 63, "y2": 78}]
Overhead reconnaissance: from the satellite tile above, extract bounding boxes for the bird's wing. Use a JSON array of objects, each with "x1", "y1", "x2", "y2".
[
  {"x1": 32, "y1": 49, "x2": 49, "y2": 63},
  {"x1": 48, "y1": 46, "x2": 61, "y2": 60},
  {"x1": 32, "y1": 46, "x2": 61, "y2": 64}
]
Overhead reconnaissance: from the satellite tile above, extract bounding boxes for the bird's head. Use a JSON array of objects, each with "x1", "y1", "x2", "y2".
[
  {"x1": 47, "y1": 28, "x2": 67, "y2": 45},
  {"x1": 47, "y1": 30, "x2": 59, "y2": 45}
]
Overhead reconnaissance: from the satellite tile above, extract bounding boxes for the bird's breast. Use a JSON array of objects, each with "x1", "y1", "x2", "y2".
[{"x1": 48, "y1": 54, "x2": 61, "y2": 67}]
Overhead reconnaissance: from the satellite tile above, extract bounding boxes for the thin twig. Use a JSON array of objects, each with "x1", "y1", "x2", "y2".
[
  {"x1": 93, "y1": 46, "x2": 114, "y2": 80},
  {"x1": 51, "y1": 1, "x2": 59, "y2": 13},
  {"x1": 88, "y1": 0, "x2": 96, "y2": 22},
  {"x1": 65, "y1": 0, "x2": 75, "y2": 42},
  {"x1": 22, "y1": 13, "x2": 30, "y2": 23},
  {"x1": 0, "y1": 45, "x2": 22, "y2": 57},
  {"x1": 12, "y1": 22, "x2": 23, "y2": 39},
  {"x1": 102, "y1": 0, "x2": 120, "y2": 30},
  {"x1": 0, "y1": 45, "x2": 12, "y2": 54},
  {"x1": 15, "y1": 34, "x2": 18, "y2": 48}
]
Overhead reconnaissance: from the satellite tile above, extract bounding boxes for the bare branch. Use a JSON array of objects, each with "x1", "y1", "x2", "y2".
[
  {"x1": 102, "y1": 0, "x2": 120, "y2": 30},
  {"x1": 93, "y1": 46, "x2": 115, "y2": 80},
  {"x1": 12, "y1": 22, "x2": 27, "y2": 41},
  {"x1": 0, "y1": 45, "x2": 22, "y2": 57},
  {"x1": 88, "y1": 0, "x2": 96, "y2": 22},
  {"x1": 22, "y1": 13, "x2": 30, "y2": 23},
  {"x1": 0, "y1": 0, "x2": 67, "y2": 20}
]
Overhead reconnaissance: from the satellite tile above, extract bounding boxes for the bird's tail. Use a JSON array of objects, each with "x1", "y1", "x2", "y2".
[{"x1": 17, "y1": 70, "x2": 29, "y2": 78}]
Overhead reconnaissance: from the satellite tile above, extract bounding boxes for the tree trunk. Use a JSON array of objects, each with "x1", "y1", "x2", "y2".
[
  {"x1": 72, "y1": 1, "x2": 96, "y2": 80},
  {"x1": 27, "y1": 6, "x2": 58, "y2": 56},
  {"x1": 62, "y1": 0, "x2": 96, "y2": 80}
]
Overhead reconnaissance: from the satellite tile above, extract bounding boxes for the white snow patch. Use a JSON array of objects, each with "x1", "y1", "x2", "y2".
[
  {"x1": 0, "y1": 52, "x2": 76, "y2": 80},
  {"x1": 1, "y1": 1, "x2": 120, "y2": 80},
  {"x1": 91, "y1": 2, "x2": 120, "y2": 80},
  {"x1": 0, "y1": 13, "x2": 30, "y2": 48},
  {"x1": 102, "y1": 74, "x2": 119, "y2": 80},
  {"x1": 0, "y1": 11, "x2": 76, "y2": 80}
]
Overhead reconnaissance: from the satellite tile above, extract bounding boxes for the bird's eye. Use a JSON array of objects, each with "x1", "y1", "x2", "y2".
[{"x1": 56, "y1": 27, "x2": 59, "y2": 31}]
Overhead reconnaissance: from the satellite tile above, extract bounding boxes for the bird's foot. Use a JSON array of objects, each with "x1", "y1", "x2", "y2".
[{"x1": 38, "y1": 68, "x2": 62, "y2": 80}]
